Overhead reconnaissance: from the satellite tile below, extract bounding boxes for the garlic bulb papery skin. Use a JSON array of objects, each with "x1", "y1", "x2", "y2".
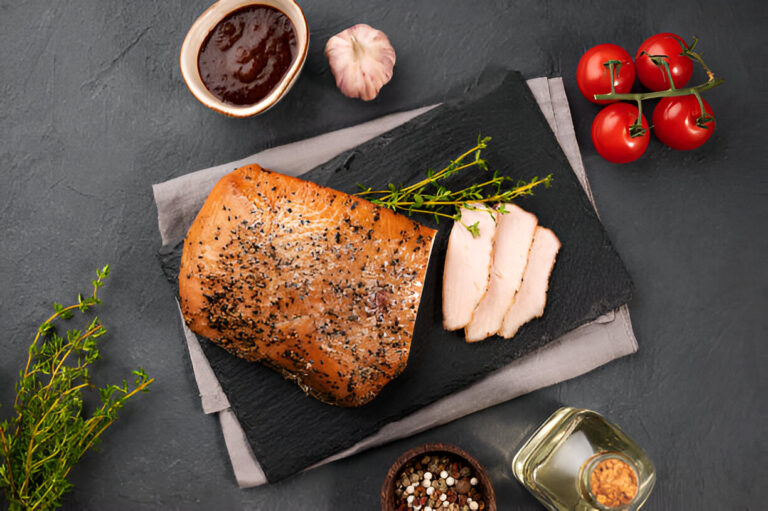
[{"x1": 324, "y1": 24, "x2": 396, "y2": 101}]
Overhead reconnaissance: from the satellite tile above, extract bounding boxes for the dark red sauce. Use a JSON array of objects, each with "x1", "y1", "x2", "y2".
[{"x1": 198, "y1": 5, "x2": 297, "y2": 106}]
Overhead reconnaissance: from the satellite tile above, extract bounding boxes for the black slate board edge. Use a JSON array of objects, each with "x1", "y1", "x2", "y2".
[{"x1": 157, "y1": 69, "x2": 634, "y2": 482}]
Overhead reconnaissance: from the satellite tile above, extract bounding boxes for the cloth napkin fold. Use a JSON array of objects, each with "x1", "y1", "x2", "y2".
[{"x1": 152, "y1": 77, "x2": 638, "y2": 487}]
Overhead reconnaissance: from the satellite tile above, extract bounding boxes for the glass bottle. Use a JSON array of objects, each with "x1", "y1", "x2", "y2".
[{"x1": 512, "y1": 407, "x2": 655, "y2": 510}]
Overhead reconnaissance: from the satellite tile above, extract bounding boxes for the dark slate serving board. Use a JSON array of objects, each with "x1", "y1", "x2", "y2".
[{"x1": 159, "y1": 70, "x2": 633, "y2": 482}]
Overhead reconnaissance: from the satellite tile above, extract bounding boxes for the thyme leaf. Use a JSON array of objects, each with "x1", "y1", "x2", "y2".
[
  {"x1": 356, "y1": 136, "x2": 553, "y2": 236},
  {"x1": 0, "y1": 266, "x2": 153, "y2": 510}
]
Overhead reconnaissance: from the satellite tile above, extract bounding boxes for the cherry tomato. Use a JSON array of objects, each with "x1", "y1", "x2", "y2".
[
  {"x1": 652, "y1": 95, "x2": 715, "y2": 150},
  {"x1": 591, "y1": 102, "x2": 649, "y2": 163},
  {"x1": 577, "y1": 44, "x2": 636, "y2": 104},
  {"x1": 635, "y1": 33, "x2": 693, "y2": 91}
]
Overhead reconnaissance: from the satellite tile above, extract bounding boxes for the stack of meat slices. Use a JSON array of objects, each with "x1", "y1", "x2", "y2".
[{"x1": 442, "y1": 203, "x2": 561, "y2": 342}]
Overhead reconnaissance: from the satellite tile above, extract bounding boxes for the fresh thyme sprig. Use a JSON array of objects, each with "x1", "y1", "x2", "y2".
[
  {"x1": 0, "y1": 266, "x2": 153, "y2": 511},
  {"x1": 356, "y1": 136, "x2": 552, "y2": 236}
]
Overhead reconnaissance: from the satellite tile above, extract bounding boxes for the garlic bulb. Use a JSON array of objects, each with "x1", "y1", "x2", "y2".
[{"x1": 324, "y1": 24, "x2": 396, "y2": 101}]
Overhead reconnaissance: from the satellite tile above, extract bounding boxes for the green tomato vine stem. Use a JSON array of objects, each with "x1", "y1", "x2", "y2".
[
  {"x1": 603, "y1": 60, "x2": 622, "y2": 95},
  {"x1": 692, "y1": 90, "x2": 714, "y2": 129},
  {"x1": 595, "y1": 36, "x2": 723, "y2": 137},
  {"x1": 630, "y1": 98, "x2": 646, "y2": 138},
  {"x1": 593, "y1": 76, "x2": 723, "y2": 102}
]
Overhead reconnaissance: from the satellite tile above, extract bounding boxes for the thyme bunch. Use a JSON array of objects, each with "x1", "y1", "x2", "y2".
[
  {"x1": 0, "y1": 266, "x2": 153, "y2": 510},
  {"x1": 356, "y1": 136, "x2": 552, "y2": 236}
]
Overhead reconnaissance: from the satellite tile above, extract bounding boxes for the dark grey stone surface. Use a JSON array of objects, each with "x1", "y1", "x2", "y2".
[{"x1": 1, "y1": 1, "x2": 765, "y2": 509}]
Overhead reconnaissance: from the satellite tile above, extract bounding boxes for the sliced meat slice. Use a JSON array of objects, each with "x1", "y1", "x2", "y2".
[
  {"x1": 442, "y1": 204, "x2": 498, "y2": 331},
  {"x1": 465, "y1": 204, "x2": 538, "y2": 342},
  {"x1": 499, "y1": 226, "x2": 561, "y2": 339}
]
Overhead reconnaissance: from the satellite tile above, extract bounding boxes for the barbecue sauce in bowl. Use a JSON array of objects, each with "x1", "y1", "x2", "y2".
[{"x1": 197, "y1": 5, "x2": 298, "y2": 106}]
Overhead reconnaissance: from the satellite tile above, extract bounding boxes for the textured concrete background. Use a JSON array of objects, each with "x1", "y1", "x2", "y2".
[{"x1": 1, "y1": 1, "x2": 765, "y2": 509}]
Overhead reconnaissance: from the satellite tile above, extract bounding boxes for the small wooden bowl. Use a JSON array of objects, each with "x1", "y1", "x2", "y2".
[{"x1": 381, "y1": 443, "x2": 497, "y2": 511}]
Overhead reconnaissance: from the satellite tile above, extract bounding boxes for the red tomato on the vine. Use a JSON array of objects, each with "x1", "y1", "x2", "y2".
[
  {"x1": 577, "y1": 44, "x2": 636, "y2": 104},
  {"x1": 635, "y1": 33, "x2": 693, "y2": 91},
  {"x1": 653, "y1": 95, "x2": 715, "y2": 150},
  {"x1": 591, "y1": 102, "x2": 649, "y2": 163}
]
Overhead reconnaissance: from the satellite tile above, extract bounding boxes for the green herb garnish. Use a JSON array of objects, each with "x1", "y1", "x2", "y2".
[
  {"x1": 356, "y1": 136, "x2": 552, "y2": 235},
  {"x1": 0, "y1": 266, "x2": 153, "y2": 510}
]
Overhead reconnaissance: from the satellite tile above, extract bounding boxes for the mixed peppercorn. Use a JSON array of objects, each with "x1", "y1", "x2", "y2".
[{"x1": 394, "y1": 453, "x2": 486, "y2": 511}]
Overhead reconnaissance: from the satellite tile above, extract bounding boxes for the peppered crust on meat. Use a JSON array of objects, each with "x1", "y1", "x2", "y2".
[{"x1": 179, "y1": 164, "x2": 436, "y2": 407}]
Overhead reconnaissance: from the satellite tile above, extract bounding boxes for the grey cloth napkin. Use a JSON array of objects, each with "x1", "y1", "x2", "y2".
[{"x1": 152, "y1": 77, "x2": 638, "y2": 488}]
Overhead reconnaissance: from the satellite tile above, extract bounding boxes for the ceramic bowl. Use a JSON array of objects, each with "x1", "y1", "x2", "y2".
[
  {"x1": 381, "y1": 443, "x2": 497, "y2": 511},
  {"x1": 179, "y1": 0, "x2": 309, "y2": 117}
]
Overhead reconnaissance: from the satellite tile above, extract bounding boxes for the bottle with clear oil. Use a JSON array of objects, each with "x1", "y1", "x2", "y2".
[{"x1": 512, "y1": 407, "x2": 655, "y2": 510}]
